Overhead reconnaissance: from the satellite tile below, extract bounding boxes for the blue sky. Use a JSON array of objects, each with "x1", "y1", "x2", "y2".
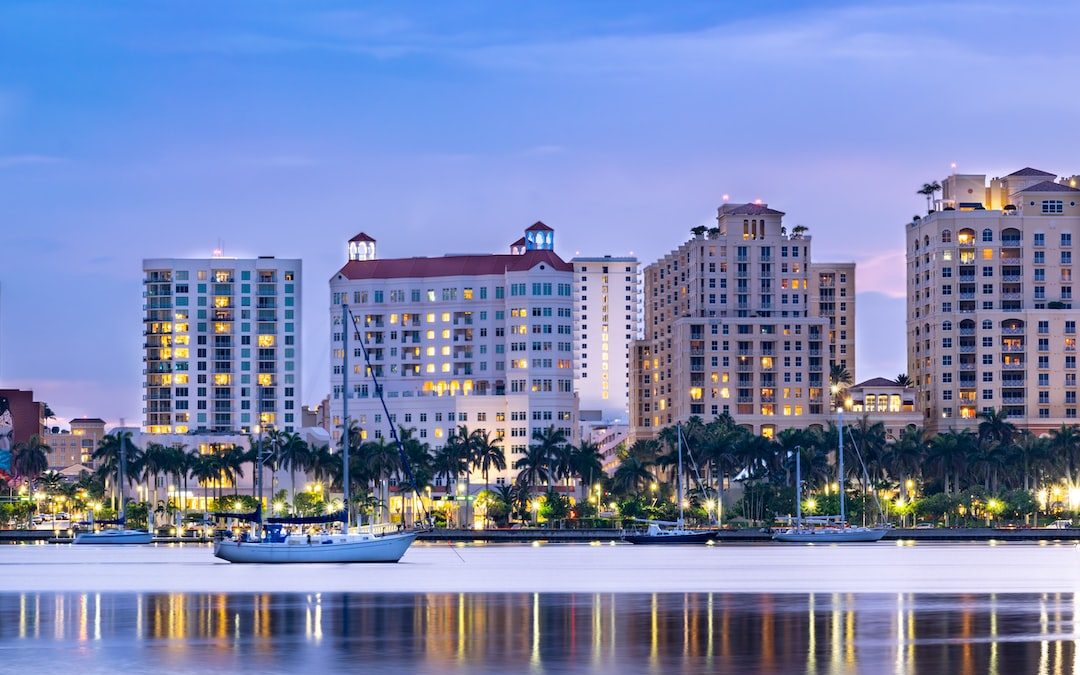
[{"x1": 3, "y1": 1, "x2": 1080, "y2": 425}]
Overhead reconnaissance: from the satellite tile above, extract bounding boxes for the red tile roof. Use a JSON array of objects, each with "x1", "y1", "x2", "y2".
[
  {"x1": 1006, "y1": 167, "x2": 1056, "y2": 178},
  {"x1": 852, "y1": 377, "x2": 905, "y2": 389},
  {"x1": 336, "y1": 249, "x2": 572, "y2": 280},
  {"x1": 525, "y1": 221, "x2": 553, "y2": 232},
  {"x1": 722, "y1": 203, "x2": 786, "y2": 216},
  {"x1": 1017, "y1": 180, "x2": 1080, "y2": 193},
  {"x1": 510, "y1": 236, "x2": 527, "y2": 246},
  {"x1": 349, "y1": 232, "x2": 376, "y2": 243}
]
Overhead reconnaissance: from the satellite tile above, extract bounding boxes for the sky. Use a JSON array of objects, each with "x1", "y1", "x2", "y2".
[{"x1": 3, "y1": 1, "x2": 1080, "y2": 427}]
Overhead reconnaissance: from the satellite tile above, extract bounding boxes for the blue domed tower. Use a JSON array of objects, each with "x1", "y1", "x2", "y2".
[{"x1": 524, "y1": 221, "x2": 554, "y2": 251}]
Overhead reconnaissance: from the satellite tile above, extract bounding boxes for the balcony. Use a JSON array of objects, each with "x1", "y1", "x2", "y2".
[
  {"x1": 958, "y1": 363, "x2": 977, "y2": 371},
  {"x1": 1002, "y1": 362, "x2": 1026, "y2": 370},
  {"x1": 1001, "y1": 274, "x2": 1022, "y2": 283},
  {"x1": 1001, "y1": 344, "x2": 1025, "y2": 353},
  {"x1": 1001, "y1": 326, "x2": 1024, "y2": 335},
  {"x1": 958, "y1": 344, "x2": 977, "y2": 353},
  {"x1": 959, "y1": 327, "x2": 976, "y2": 336},
  {"x1": 959, "y1": 273, "x2": 976, "y2": 282}
]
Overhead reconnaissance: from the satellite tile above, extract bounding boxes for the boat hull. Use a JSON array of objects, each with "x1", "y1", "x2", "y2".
[
  {"x1": 624, "y1": 531, "x2": 717, "y2": 545},
  {"x1": 74, "y1": 530, "x2": 154, "y2": 545},
  {"x1": 213, "y1": 531, "x2": 417, "y2": 563},
  {"x1": 772, "y1": 528, "x2": 886, "y2": 543}
]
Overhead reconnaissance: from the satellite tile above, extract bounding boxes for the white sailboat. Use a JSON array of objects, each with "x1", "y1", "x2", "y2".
[
  {"x1": 625, "y1": 424, "x2": 717, "y2": 544},
  {"x1": 214, "y1": 303, "x2": 420, "y2": 564},
  {"x1": 773, "y1": 408, "x2": 886, "y2": 543},
  {"x1": 75, "y1": 427, "x2": 153, "y2": 545}
]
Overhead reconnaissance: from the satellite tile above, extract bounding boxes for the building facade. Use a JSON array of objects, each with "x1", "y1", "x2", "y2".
[
  {"x1": 842, "y1": 378, "x2": 920, "y2": 441},
  {"x1": 44, "y1": 417, "x2": 106, "y2": 470},
  {"x1": 571, "y1": 255, "x2": 639, "y2": 422},
  {"x1": 907, "y1": 167, "x2": 1080, "y2": 434},
  {"x1": 328, "y1": 223, "x2": 579, "y2": 490},
  {"x1": 142, "y1": 256, "x2": 302, "y2": 435},
  {"x1": 630, "y1": 202, "x2": 856, "y2": 439}
]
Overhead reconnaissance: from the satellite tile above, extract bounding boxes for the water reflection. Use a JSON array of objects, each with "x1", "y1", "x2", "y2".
[{"x1": 1, "y1": 591, "x2": 1078, "y2": 673}]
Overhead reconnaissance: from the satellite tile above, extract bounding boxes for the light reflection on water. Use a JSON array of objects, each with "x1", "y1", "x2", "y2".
[{"x1": 1, "y1": 591, "x2": 1079, "y2": 673}]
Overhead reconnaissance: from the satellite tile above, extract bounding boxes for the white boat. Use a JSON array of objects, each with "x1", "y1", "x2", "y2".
[
  {"x1": 213, "y1": 303, "x2": 424, "y2": 564},
  {"x1": 75, "y1": 425, "x2": 152, "y2": 545},
  {"x1": 214, "y1": 530, "x2": 417, "y2": 563},
  {"x1": 772, "y1": 409, "x2": 886, "y2": 544},
  {"x1": 74, "y1": 529, "x2": 153, "y2": 545}
]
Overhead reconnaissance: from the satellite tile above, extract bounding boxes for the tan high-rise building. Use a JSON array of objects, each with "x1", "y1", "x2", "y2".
[
  {"x1": 44, "y1": 418, "x2": 106, "y2": 470},
  {"x1": 907, "y1": 167, "x2": 1080, "y2": 434},
  {"x1": 629, "y1": 202, "x2": 856, "y2": 440}
]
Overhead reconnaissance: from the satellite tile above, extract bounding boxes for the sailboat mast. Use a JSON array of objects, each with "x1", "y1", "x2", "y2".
[
  {"x1": 341, "y1": 303, "x2": 351, "y2": 533},
  {"x1": 838, "y1": 407, "x2": 845, "y2": 523},
  {"x1": 676, "y1": 423, "x2": 684, "y2": 525},
  {"x1": 118, "y1": 423, "x2": 126, "y2": 523},
  {"x1": 795, "y1": 445, "x2": 802, "y2": 529}
]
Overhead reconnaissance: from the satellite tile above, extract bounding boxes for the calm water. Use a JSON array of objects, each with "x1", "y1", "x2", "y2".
[{"x1": 1, "y1": 591, "x2": 1077, "y2": 674}]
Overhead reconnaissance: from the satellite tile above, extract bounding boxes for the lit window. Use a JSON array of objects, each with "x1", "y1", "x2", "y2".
[{"x1": 258, "y1": 335, "x2": 275, "y2": 347}]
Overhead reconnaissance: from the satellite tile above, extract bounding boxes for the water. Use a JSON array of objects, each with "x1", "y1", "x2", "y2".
[
  {"x1": 1, "y1": 591, "x2": 1078, "y2": 673},
  {"x1": 2, "y1": 542, "x2": 1080, "y2": 672}
]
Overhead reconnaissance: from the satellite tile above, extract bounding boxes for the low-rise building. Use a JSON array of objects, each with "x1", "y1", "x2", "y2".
[{"x1": 842, "y1": 378, "x2": 921, "y2": 440}]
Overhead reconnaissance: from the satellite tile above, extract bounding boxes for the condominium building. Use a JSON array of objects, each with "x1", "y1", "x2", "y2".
[
  {"x1": 328, "y1": 223, "x2": 579, "y2": 490},
  {"x1": 629, "y1": 202, "x2": 856, "y2": 439},
  {"x1": 571, "y1": 255, "x2": 639, "y2": 422},
  {"x1": 44, "y1": 417, "x2": 106, "y2": 470},
  {"x1": 906, "y1": 167, "x2": 1080, "y2": 433},
  {"x1": 142, "y1": 256, "x2": 302, "y2": 434}
]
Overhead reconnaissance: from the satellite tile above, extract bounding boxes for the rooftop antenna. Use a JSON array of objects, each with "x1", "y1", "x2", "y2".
[{"x1": 212, "y1": 239, "x2": 225, "y2": 258}]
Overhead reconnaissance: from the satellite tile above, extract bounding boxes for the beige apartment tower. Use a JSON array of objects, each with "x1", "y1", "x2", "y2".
[
  {"x1": 630, "y1": 202, "x2": 856, "y2": 440},
  {"x1": 907, "y1": 167, "x2": 1080, "y2": 434}
]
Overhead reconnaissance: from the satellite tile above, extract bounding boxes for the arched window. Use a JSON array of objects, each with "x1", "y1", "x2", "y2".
[
  {"x1": 958, "y1": 228, "x2": 975, "y2": 244},
  {"x1": 942, "y1": 320, "x2": 953, "y2": 331},
  {"x1": 982, "y1": 228, "x2": 993, "y2": 242},
  {"x1": 924, "y1": 235, "x2": 930, "y2": 247},
  {"x1": 941, "y1": 230, "x2": 952, "y2": 243},
  {"x1": 982, "y1": 319, "x2": 993, "y2": 330}
]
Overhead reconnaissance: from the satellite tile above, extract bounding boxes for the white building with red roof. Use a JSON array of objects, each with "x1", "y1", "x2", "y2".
[{"x1": 329, "y1": 223, "x2": 579, "y2": 510}]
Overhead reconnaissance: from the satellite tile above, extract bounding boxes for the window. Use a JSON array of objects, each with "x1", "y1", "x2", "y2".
[
  {"x1": 1033, "y1": 233, "x2": 1045, "y2": 246},
  {"x1": 941, "y1": 230, "x2": 952, "y2": 243},
  {"x1": 981, "y1": 228, "x2": 993, "y2": 243},
  {"x1": 1042, "y1": 200, "x2": 1064, "y2": 214}
]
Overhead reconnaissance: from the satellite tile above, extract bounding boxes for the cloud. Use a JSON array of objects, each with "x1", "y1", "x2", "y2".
[
  {"x1": 0, "y1": 154, "x2": 65, "y2": 168},
  {"x1": 854, "y1": 249, "x2": 907, "y2": 300}
]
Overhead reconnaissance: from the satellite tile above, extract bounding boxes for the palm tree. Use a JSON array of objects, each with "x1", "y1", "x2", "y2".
[
  {"x1": 886, "y1": 426, "x2": 927, "y2": 498},
  {"x1": 141, "y1": 443, "x2": 169, "y2": 508},
  {"x1": 917, "y1": 181, "x2": 941, "y2": 213},
  {"x1": 1049, "y1": 424, "x2": 1080, "y2": 485},
  {"x1": 471, "y1": 429, "x2": 506, "y2": 494},
  {"x1": 829, "y1": 363, "x2": 853, "y2": 408},
  {"x1": 13, "y1": 435, "x2": 50, "y2": 493},
  {"x1": 513, "y1": 444, "x2": 551, "y2": 497},
  {"x1": 928, "y1": 430, "x2": 975, "y2": 495},
  {"x1": 690, "y1": 225, "x2": 707, "y2": 237},
  {"x1": 306, "y1": 444, "x2": 338, "y2": 489},
  {"x1": 527, "y1": 426, "x2": 567, "y2": 490},
  {"x1": 978, "y1": 408, "x2": 1016, "y2": 448},
  {"x1": 275, "y1": 432, "x2": 311, "y2": 511},
  {"x1": 611, "y1": 455, "x2": 655, "y2": 496},
  {"x1": 894, "y1": 373, "x2": 913, "y2": 388},
  {"x1": 567, "y1": 441, "x2": 603, "y2": 502},
  {"x1": 189, "y1": 453, "x2": 219, "y2": 511}
]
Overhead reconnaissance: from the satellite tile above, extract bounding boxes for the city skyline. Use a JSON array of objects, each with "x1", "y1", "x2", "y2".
[{"x1": 6, "y1": 2, "x2": 1080, "y2": 424}]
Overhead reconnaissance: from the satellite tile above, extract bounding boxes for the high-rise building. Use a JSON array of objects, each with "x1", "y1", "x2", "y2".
[
  {"x1": 906, "y1": 167, "x2": 1080, "y2": 433},
  {"x1": 629, "y1": 202, "x2": 856, "y2": 440},
  {"x1": 571, "y1": 255, "x2": 639, "y2": 422},
  {"x1": 142, "y1": 256, "x2": 302, "y2": 434},
  {"x1": 328, "y1": 223, "x2": 579, "y2": 493},
  {"x1": 44, "y1": 417, "x2": 106, "y2": 470}
]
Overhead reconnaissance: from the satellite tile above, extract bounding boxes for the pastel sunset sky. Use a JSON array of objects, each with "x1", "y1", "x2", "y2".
[{"x1": 2, "y1": 1, "x2": 1079, "y2": 424}]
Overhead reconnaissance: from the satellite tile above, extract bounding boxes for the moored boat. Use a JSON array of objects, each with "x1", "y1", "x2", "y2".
[{"x1": 75, "y1": 426, "x2": 152, "y2": 545}]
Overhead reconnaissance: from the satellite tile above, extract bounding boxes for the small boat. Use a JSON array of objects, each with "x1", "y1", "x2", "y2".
[
  {"x1": 624, "y1": 522, "x2": 716, "y2": 544},
  {"x1": 73, "y1": 528, "x2": 153, "y2": 545},
  {"x1": 772, "y1": 409, "x2": 886, "y2": 544},
  {"x1": 75, "y1": 426, "x2": 152, "y2": 545},
  {"x1": 213, "y1": 303, "x2": 426, "y2": 564},
  {"x1": 625, "y1": 424, "x2": 717, "y2": 545}
]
